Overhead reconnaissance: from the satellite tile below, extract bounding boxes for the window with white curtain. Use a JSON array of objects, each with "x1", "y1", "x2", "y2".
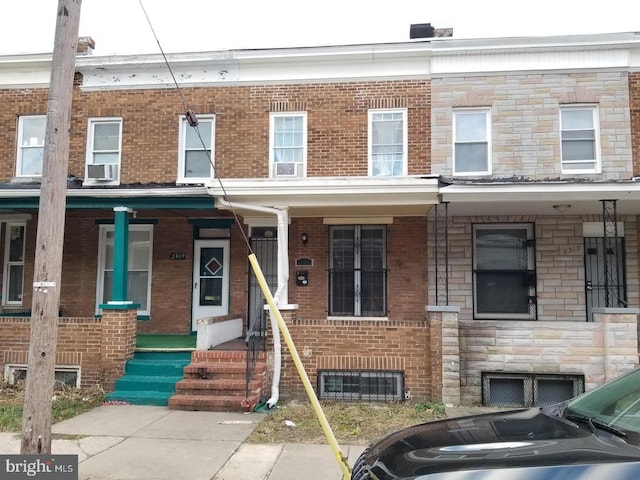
[
  {"x1": 368, "y1": 109, "x2": 407, "y2": 176},
  {"x1": 560, "y1": 105, "x2": 600, "y2": 173},
  {"x1": 97, "y1": 224, "x2": 153, "y2": 314},
  {"x1": 453, "y1": 108, "x2": 491, "y2": 175},
  {"x1": 16, "y1": 115, "x2": 46, "y2": 177},
  {"x1": 178, "y1": 115, "x2": 214, "y2": 183},
  {"x1": 269, "y1": 112, "x2": 306, "y2": 177}
]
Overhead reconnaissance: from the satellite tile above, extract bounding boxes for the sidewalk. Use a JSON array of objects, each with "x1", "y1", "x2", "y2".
[{"x1": 0, "y1": 405, "x2": 365, "y2": 480}]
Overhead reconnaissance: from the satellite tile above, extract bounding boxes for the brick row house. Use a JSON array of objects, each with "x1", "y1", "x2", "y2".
[{"x1": 0, "y1": 31, "x2": 639, "y2": 409}]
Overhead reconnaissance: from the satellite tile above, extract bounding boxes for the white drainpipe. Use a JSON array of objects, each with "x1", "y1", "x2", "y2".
[{"x1": 214, "y1": 196, "x2": 287, "y2": 408}]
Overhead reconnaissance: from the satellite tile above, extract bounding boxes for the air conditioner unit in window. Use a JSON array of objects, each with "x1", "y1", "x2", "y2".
[
  {"x1": 274, "y1": 162, "x2": 302, "y2": 177},
  {"x1": 87, "y1": 163, "x2": 117, "y2": 181}
]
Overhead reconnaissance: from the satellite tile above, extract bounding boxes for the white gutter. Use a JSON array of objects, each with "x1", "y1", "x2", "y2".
[{"x1": 215, "y1": 196, "x2": 288, "y2": 409}]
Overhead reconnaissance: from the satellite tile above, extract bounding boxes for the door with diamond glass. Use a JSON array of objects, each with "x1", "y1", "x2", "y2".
[{"x1": 192, "y1": 240, "x2": 229, "y2": 330}]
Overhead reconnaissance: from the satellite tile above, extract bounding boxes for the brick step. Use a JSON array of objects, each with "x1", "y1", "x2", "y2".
[
  {"x1": 175, "y1": 377, "x2": 263, "y2": 396},
  {"x1": 183, "y1": 362, "x2": 266, "y2": 379},
  {"x1": 168, "y1": 393, "x2": 261, "y2": 412},
  {"x1": 189, "y1": 350, "x2": 266, "y2": 362}
]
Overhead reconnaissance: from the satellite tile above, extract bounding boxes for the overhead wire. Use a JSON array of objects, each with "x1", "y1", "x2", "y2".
[{"x1": 137, "y1": 0, "x2": 253, "y2": 254}]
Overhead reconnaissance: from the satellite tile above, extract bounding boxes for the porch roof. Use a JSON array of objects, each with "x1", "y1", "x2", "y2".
[
  {"x1": 205, "y1": 176, "x2": 441, "y2": 217},
  {"x1": 439, "y1": 179, "x2": 640, "y2": 216}
]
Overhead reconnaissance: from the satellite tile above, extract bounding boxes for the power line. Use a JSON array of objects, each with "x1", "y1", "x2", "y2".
[{"x1": 137, "y1": 0, "x2": 253, "y2": 253}]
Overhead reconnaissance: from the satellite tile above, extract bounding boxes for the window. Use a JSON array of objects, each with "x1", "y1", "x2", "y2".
[
  {"x1": 560, "y1": 106, "x2": 600, "y2": 173},
  {"x1": 5, "y1": 364, "x2": 80, "y2": 388},
  {"x1": 453, "y1": 109, "x2": 491, "y2": 175},
  {"x1": 482, "y1": 372, "x2": 584, "y2": 408},
  {"x1": 85, "y1": 118, "x2": 122, "y2": 183},
  {"x1": 16, "y1": 115, "x2": 46, "y2": 177},
  {"x1": 368, "y1": 109, "x2": 407, "y2": 176},
  {"x1": 270, "y1": 112, "x2": 306, "y2": 177},
  {"x1": 318, "y1": 370, "x2": 404, "y2": 401},
  {"x1": 329, "y1": 225, "x2": 387, "y2": 317},
  {"x1": 473, "y1": 224, "x2": 536, "y2": 320},
  {"x1": 178, "y1": 115, "x2": 214, "y2": 183},
  {"x1": 97, "y1": 224, "x2": 153, "y2": 315},
  {"x1": 2, "y1": 223, "x2": 26, "y2": 305}
]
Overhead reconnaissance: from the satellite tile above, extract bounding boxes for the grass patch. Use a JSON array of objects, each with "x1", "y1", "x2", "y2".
[
  {"x1": 0, "y1": 382, "x2": 105, "y2": 432},
  {"x1": 247, "y1": 399, "x2": 446, "y2": 445}
]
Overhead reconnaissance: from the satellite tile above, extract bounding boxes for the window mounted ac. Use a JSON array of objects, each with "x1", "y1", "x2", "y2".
[
  {"x1": 274, "y1": 162, "x2": 302, "y2": 177},
  {"x1": 87, "y1": 163, "x2": 117, "y2": 181}
]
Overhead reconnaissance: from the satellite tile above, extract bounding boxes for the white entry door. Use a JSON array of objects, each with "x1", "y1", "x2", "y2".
[{"x1": 192, "y1": 240, "x2": 230, "y2": 330}]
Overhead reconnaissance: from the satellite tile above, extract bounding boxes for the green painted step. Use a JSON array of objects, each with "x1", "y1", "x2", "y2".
[{"x1": 106, "y1": 351, "x2": 192, "y2": 406}]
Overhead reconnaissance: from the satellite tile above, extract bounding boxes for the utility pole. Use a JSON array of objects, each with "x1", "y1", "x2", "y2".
[{"x1": 21, "y1": 0, "x2": 82, "y2": 455}]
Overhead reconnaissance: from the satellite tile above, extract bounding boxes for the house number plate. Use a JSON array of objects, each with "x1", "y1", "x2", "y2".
[{"x1": 170, "y1": 252, "x2": 186, "y2": 260}]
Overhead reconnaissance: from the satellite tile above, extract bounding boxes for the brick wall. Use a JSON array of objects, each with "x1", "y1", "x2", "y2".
[
  {"x1": 432, "y1": 72, "x2": 632, "y2": 180},
  {"x1": 0, "y1": 308, "x2": 136, "y2": 390}
]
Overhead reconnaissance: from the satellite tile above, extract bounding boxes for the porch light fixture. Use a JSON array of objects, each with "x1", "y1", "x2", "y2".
[
  {"x1": 301, "y1": 233, "x2": 308, "y2": 245},
  {"x1": 552, "y1": 204, "x2": 572, "y2": 214}
]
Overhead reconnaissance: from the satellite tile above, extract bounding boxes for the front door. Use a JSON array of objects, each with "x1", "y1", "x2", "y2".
[{"x1": 192, "y1": 239, "x2": 230, "y2": 330}]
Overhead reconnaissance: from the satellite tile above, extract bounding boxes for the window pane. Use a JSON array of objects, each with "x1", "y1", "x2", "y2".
[
  {"x1": 7, "y1": 265, "x2": 24, "y2": 302},
  {"x1": 20, "y1": 148, "x2": 44, "y2": 176},
  {"x1": 21, "y1": 117, "x2": 46, "y2": 146},
  {"x1": 129, "y1": 271, "x2": 149, "y2": 310},
  {"x1": 456, "y1": 112, "x2": 487, "y2": 141},
  {"x1": 93, "y1": 152, "x2": 120, "y2": 164},
  {"x1": 475, "y1": 229, "x2": 528, "y2": 270},
  {"x1": 562, "y1": 139, "x2": 595, "y2": 161},
  {"x1": 476, "y1": 271, "x2": 529, "y2": 314},
  {"x1": 93, "y1": 123, "x2": 120, "y2": 150},
  {"x1": 371, "y1": 112, "x2": 404, "y2": 177},
  {"x1": 562, "y1": 109, "x2": 593, "y2": 129},
  {"x1": 8, "y1": 226, "x2": 25, "y2": 262},
  {"x1": 186, "y1": 120, "x2": 212, "y2": 148},
  {"x1": 455, "y1": 143, "x2": 488, "y2": 172},
  {"x1": 129, "y1": 231, "x2": 151, "y2": 270},
  {"x1": 330, "y1": 271, "x2": 355, "y2": 315},
  {"x1": 184, "y1": 151, "x2": 211, "y2": 177}
]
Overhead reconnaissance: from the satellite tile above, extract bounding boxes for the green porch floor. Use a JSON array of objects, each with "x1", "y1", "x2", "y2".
[{"x1": 136, "y1": 334, "x2": 196, "y2": 350}]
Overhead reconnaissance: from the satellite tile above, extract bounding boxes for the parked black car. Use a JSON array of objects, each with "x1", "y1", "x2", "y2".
[{"x1": 352, "y1": 368, "x2": 640, "y2": 479}]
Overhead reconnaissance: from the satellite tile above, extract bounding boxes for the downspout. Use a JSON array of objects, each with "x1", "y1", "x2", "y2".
[{"x1": 215, "y1": 196, "x2": 287, "y2": 408}]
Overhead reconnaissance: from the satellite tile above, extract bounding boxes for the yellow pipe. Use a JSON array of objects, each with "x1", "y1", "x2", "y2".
[{"x1": 248, "y1": 253, "x2": 352, "y2": 479}]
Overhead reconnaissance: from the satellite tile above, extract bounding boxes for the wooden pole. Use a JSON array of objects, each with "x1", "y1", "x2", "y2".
[{"x1": 21, "y1": 0, "x2": 82, "y2": 455}]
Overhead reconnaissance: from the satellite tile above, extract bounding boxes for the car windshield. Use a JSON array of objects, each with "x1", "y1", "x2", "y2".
[{"x1": 566, "y1": 368, "x2": 640, "y2": 442}]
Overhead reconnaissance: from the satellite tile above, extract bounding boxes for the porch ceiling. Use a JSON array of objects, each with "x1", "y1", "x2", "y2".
[{"x1": 439, "y1": 181, "x2": 640, "y2": 216}]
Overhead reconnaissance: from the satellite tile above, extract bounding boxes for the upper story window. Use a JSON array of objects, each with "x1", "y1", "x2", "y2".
[
  {"x1": 2, "y1": 223, "x2": 26, "y2": 306},
  {"x1": 368, "y1": 109, "x2": 407, "y2": 176},
  {"x1": 16, "y1": 115, "x2": 46, "y2": 177},
  {"x1": 560, "y1": 106, "x2": 600, "y2": 174},
  {"x1": 270, "y1": 112, "x2": 306, "y2": 178},
  {"x1": 178, "y1": 115, "x2": 215, "y2": 184},
  {"x1": 453, "y1": 108, "x2": 491, "y2": 175},
  {"x1": 85, "y1": 118, "x2": 122, "y2": 183}
]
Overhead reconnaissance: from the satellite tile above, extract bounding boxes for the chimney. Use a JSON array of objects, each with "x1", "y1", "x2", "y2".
[
  {"x1": 77, "y1": 36, "x2": 95, "y2": 55},
  {"x1": 410, "y1": 24, "x2": 453, "y2": 39}
]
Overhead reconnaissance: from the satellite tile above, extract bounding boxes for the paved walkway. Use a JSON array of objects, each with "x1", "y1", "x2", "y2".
[{"x1": 0, "y1": 405, "x2": 365, "y2": 480}]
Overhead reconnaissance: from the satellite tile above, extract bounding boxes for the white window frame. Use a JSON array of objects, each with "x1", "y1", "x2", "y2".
[
  {"x1": 85, "y1": 117, "x2": 122, "y2": 184},
  {"x1": 96, "y1": 224, "x2": 153, "y2": 315},
  {"x1": 560, "y1": 105, "x2": 601, "y2": 174},
  {"x1": 2, "y1": 222, "x2": 26, "y2": 306},
  {"x1": 16, "y1": 115, "x2": 46, "y2": 178},
  {"x1": 368, "y1": 109, "x2": 408, "y2": 176},
  {"x1": 178, "y1": 114, "x2": 215, "y2": 184},
  {"x1": 269, "y1": 112, "x2": 307, "y2": 178},
  {"x1": 453, "y1": 108, "x2": 492, "y2": 175},
  {"x1": 472, "y1": 223, "x2": 536, "y2": 320}
]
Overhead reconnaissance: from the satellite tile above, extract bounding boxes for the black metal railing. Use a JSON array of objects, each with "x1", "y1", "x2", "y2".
[{"x1": 245, "y1": 306, "x2": 267, "y2": 400}]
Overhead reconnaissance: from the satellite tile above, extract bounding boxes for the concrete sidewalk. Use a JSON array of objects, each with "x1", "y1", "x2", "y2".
[{"x1": 0, "y1": 405, "x2": 365, "y2": 480}]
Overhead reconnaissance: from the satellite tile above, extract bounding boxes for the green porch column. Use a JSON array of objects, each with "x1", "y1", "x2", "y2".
[{"x1": 111, "y1": 206, "x2": 132, "y2": 304}]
